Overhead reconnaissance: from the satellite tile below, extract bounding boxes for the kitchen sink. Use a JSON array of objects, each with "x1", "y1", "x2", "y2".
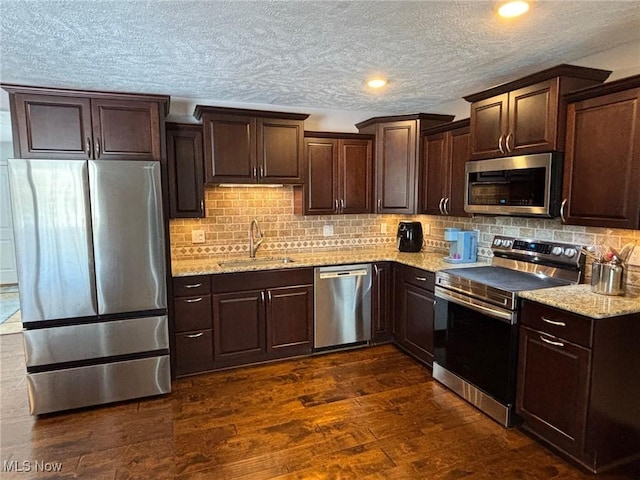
[{"x1": 218, "y1": 257, "x2": 296, "y2": 268}]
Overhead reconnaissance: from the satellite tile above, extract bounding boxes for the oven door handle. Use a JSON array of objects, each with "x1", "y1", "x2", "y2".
[{"x1": 435, "y1": 286, "x2": 516, "y2": 325}]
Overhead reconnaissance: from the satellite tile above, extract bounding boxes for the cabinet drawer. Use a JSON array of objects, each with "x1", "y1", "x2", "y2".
[
  {"x1": 402, "y1": 266, "x2": 435, "y2": 291},
  {"x1": 520, "y1": 300, "x2": 593, "y2": 348},
  {"x1": 174, "y1": 294, "x2": 212, "y2": 332},
  {"x1": 175, "y1": 329, "x2": 214, "y2": 376},
  {"x1": 173, "y1": 275, "x2": 211, "y2": 296}
]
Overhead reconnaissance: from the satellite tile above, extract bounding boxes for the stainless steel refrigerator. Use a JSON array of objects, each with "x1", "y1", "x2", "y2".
[{"x1": 8, "y1": 158, "x2": 171, "y2": 415}]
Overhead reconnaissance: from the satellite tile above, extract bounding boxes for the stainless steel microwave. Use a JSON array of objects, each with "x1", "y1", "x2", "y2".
[{"x1": 464, "y1": 153, "x2": 563, "y2": 217}]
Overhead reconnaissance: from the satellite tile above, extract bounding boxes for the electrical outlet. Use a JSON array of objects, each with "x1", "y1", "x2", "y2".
[
  {"x1": 628, "y1": 246, "x2": 640, "y2": 266},
  {"x1": 380, "y1": 223, "x2": 387, "y2": 234},
  {"x1": 191, "y1": 229, "x2": 206, "y2": 244},
  {"x1": 423, "y1": 223, "x2": 430, "y2": 236},
  {"x1": 322, "y1": 225, "x2": 334, "y2": 237}
]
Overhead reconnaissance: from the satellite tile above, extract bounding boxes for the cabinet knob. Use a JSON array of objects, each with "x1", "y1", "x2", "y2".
[
  {"x1": 506, "y1": 132, "x2": 513, "y2": 152},
  {"x1": 185, "y1": 297, "x2": 203, "y2": 303},
  {"x1": 541, "y1": 316, "x2": 566, "y2": 327},
  {"x1": 540, "y1": 335, "x2": 564, "y2": 348},
  {"x1": 438, "y1": 198, "x2": 445, "y2": 215},
  {"x1": 498, "y1": 134, "x2": 505, "y2": 154},
  {"x1": 444, "y1": 197, "x2": 450, "y2": 215},
  {"x1": 95, "y1": 138, "x2": 101, "y2": 159},
  {"x1": 377, "y1": 198, "x2": 382, "y2": 211},
  {"x1": 85, "y1": 137, "x2": 92, "y2": 159},
  {"x1": 185, "y1": 332, "x2": 204, "y2": 339}
]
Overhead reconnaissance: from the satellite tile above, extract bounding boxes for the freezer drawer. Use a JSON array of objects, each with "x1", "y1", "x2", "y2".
[
  {"x1": 23, "y1": 316, "x2": 169, "y2": 368},
  {"x1": 26, "y1": 355, "x2": 171, "y2": 415}
]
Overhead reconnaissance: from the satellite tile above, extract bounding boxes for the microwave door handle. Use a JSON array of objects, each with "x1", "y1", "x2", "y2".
[{"x1": 435, "y1": 287, "x2": 515, "y2": 325}]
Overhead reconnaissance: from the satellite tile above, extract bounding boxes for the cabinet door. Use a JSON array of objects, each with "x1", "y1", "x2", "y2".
[
  {"x1": 508, "y1": 80, "x2": 559, "y2": 155},
  {"x1": 90, "y1": 99, "x2": 161, "y2": 161},
  {"x1": 166, "y1": 124, "x2": 204, "y2": 218},
  {"x1": 376, "y1": 120, "x2": 417, "y2": 213},
  {"x1": 257, "y1": 118, "x2": 304, "y2": 184},
  {"x1": 304, "y1": 137, "x2": 338, "y2": 214},
  {"x1": 202, "y1": 114, "x2": 256, "y2": 183},
  {"x1": 469, "y1": 93, "x2": 508, "y2": 160},
  {"x1": 517, "y1": 326, "x2": 591, "y2": 457},
  {"x1": 175, "y1": 330, "x2": 214, "y2": 377},
  {"x1": 12, "y1": 93, "x2": 93, "y2": 159},
  {"x1": 402, "y1": 283, "x2": 435, "y2": 365},
  {"x1": 339, "y1": 138, "x2": 373, "y2": 214},
  {"x1": 212, "y1": 290, "x2": 266, "y2": 366},
  {"x1": 372, "y1": 263, "x2": 391, "y2": 343},
  {"x1": 562, "y1": 88, "x2": 640, "y2": 229},
  {"x1": 265, "y1": 285, "x2": 313, "y2": 358},
  {"x1": 421, "y1": 132, "x2": 448, "y2": 215},
  {"x1": 447, "y1": 125, "x2": 471, "y2": 217}
]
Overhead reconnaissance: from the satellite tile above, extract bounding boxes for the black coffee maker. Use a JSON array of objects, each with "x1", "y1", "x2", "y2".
[{"x1": 397, "y1": 222, "x2": 423, "y2": 252}]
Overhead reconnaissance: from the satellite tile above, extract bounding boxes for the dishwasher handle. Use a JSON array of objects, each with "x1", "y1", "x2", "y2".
[{"x1": 318, "y1": 269, "x2": 369, "y2": 279}]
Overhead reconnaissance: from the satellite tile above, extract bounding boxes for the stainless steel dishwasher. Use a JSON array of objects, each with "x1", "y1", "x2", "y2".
[{"x1": 314, "y1": 264, "x2": 372, "y2": 349}]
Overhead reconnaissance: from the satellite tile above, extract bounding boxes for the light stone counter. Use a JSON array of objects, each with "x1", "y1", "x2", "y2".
[
  {"x1": 519, "y1": 284, "x2": 640, "y2": 319},
  {"x1": 171, "y1": 248, "x2": 488, "y2": 277}
]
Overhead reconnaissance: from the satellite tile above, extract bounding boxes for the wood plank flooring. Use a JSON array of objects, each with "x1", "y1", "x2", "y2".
[{"x1": 1, "y1": 332, "x2": 639, "y2": 479}]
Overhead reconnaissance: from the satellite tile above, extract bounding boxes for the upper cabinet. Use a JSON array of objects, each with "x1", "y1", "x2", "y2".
[
  {"x1": 464, "y1": 65, "x2": 611, "y2": 160},
  {"x1": 166, "y1": 123, "x2": 205, "y2": 219},
  {"x1": 421, "y1": 119, "x2": 470, "y2": 217},
  {"x1": 297, "y1": 132, "x2": 374, "y2": 215},
  {"x1": 561, "y1": 75, "x2": 640, "y2": 230},
  {"x1": 2, "y1": 84, "x2": 169, "y2": 161},
  {"x1": 356, "y1": 114, "x2": 454, "y2": 214},
  {"x1": 193, "y1": 106, "x2": 309, "y2": 185}
]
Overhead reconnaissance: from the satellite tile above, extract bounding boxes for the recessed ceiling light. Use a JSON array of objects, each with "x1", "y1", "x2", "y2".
[
  {"x1": 496, "y1": 1, "x2": 530, "y2": 18},
  {"x1": 367, "y1": 78, "x2": 387, "y2": 89}
]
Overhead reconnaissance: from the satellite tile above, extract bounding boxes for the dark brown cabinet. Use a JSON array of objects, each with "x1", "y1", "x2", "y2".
[
  {"x1": 194, "y1": 106, "x2": 309, "y2": 185},
  {"x1": 421, "y1": 119, "x2": 470, "y2": 216},
  {"x1": 356, "y1": 114, "x2": 454, "y2": 214},
  {"x1": 561, "y1": 75, "x2": 640, "y2": 229},
  {"x1": 297, "y1": 132, "x2": 373, "y2": 215},
  {"x1": 172, "y1": 275, "x2": 214, "y2": 377},
  {"x1": 2, "y1": 85, "x2": 168, "y2": 161},
  {"x1": 211, "y1": 268, "x2": 314, "y2": 368},
  {"x1": 371, "y1": 262, "x2": 392, "y2": 343},
  {"x1": 517, "y1": 300, "x2": 640, "y2": 473},
  {"x1": 393, "y1": 264, "x2": 435, "y2": 365},
  {"x1": 463, "y1": 65, "x2": 610, "y2": 160},
  {"x1": 166, "y1": 123, "x2": 204, "y2": 218}
]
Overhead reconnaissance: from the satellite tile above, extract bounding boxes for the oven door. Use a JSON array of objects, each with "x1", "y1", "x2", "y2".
[{"x1": 433, "y1": 286, "x2": 520, "y2": 425}]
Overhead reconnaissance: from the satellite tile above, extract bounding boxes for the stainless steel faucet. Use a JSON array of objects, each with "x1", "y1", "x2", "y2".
[{"x1": 249, "y1": 219, "x2": 264, "y2": 258}]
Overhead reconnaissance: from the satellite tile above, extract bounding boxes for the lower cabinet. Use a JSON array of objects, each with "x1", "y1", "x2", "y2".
[
  {"x1": 173, "y1": 275, "x2": 214, "y2": 377},
  {"x1": 371, "y1": 262, "x2": 392, "y2": 343},
  {"x1": 517, "y1": 300, "x2": 640, "y2": 473},
  {"x1": 172, "y1": 268, "x2": 313, "y2": 376},
  {"x1": 393, "y1": 264, "x2": 436, "y2": 365}
]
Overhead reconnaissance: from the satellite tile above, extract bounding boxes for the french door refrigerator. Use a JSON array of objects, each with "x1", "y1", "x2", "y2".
[{"x1": 8, "y1": 158, "x2": 170, "y2": 415}]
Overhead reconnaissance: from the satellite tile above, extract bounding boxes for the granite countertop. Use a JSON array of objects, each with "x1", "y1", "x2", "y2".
[
  {"x1": 519, "y1": 284, "x2": 640, "y2": 319},
  {"x1": 171, "y1": 248, "x2": 488, "y2": 277}
]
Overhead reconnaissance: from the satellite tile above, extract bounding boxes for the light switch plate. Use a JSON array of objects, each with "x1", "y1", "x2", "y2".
[
  {"x1": 323, "y1": 225, "x2": 334, "y2": 237},
  {"x1": 191, "y1": 229, "x2": 206, "y2": 244}
]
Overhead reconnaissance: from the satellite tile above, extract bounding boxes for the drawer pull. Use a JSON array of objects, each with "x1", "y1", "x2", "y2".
[
  {"x1": 540, "y1": 335, "x2": 564, "y2": 348},
  {"x1": 185, "y1": 297, "x2": 203, "y2": 303},
  {"x1": 541, "y1": 317, "x2": 566, "y2": 327},
  {"x1": 415, "y1": 276, "x2": 427, "y2": 282},
  {"x1": 184, "y1": 283, "x2": 202, "y2": 289},
  {"x1": 185, "y1": 332, "x2": 204, "y2": 339}
]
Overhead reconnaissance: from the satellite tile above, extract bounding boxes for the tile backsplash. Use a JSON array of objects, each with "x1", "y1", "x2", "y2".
[{"x1": 169, "y1": 186, "x2": 640, "y2": 286}]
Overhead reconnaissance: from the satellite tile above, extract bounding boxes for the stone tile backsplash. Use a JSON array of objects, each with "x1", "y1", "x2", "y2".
[{"x1": 169, "y1": 186, "x2": 640, "y2": 286}]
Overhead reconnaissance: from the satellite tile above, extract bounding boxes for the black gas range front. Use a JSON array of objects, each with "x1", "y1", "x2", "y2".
[{"x1": 432, "y1": 235, "x2": 585, "y2": 427}]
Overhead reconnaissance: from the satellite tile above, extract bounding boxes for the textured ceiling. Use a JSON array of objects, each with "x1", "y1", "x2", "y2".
[{"x1": 1, "y1": 0, "x2": 640, "y2": 115}]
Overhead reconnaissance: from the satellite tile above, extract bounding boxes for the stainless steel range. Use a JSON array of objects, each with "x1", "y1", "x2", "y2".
[{"x1": 433, "y1": 235, "x2": 585, "y2": 427}]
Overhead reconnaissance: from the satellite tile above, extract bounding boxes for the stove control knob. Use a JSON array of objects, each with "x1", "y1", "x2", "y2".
[
  {"x1": 564, "y1": 248, "x2": 577, "y2": 258},
  {"x1": 502, "y1": 239, "x2": 513, "y2": 248},
  {"x1": 552, "y1": 246, "x2": 563, "y2": 256},
  {"x1": 493, "y1": 238, "x2": 503, "y2": 247}
]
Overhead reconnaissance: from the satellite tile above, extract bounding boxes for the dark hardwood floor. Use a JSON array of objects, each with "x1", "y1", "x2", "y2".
[{"x1": 1, "y1": 332, "x2": 638, "y2": 479}]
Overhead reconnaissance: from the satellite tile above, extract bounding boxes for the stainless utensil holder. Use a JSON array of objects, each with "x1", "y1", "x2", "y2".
[{"x1": 591, "y1": 261, "x2": 627, "y2": 296}]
